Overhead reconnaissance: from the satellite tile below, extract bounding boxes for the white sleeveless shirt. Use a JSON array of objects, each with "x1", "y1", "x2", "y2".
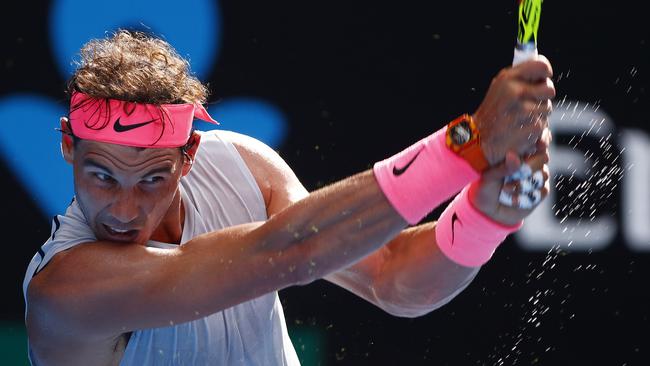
[{"x1": 23, "y1": 130, "x2": 301, "y2": 365}]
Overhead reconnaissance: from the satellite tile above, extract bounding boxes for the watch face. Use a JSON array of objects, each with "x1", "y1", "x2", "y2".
[{"x1": 450, "y1": 121, "x2": 472, "y2": 145}]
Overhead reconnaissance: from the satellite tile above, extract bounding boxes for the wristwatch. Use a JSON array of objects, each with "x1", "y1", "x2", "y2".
[{"x1": 445, "y1": 114, "x2": 490, "y2": 172}]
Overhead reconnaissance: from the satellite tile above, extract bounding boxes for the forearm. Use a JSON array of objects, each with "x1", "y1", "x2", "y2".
[
  {"x1": 377, "y1": 222, "x2": 480, "y2": 316},
  {"x1": 329, "y1": 222, "x2": 479, "y2": 318},
  {"x1": 252, "y1": 170, "x2": 408, "y2": 281},
  {"x1": 169, "y1": 171, "x2": 409, "y2": 319}
]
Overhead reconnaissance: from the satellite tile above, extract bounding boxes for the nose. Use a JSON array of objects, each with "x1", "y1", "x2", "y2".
[{"x1": 108, "y1": 189, "x2": 140, "y2": 224}]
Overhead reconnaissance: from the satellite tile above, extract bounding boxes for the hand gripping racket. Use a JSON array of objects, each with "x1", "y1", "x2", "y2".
[{"x1": 499, "y1": 0, "x2": 545, "y2": 209}]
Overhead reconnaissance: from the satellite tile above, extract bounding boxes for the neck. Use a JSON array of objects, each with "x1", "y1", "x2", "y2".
[{"x1": 150, "y1": 188, "x2": 185, "y2": 244}]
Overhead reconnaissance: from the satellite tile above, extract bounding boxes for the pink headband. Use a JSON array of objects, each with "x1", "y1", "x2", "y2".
[{"x1": 68, "y1": 91, "x2": 218, "y2": 148}]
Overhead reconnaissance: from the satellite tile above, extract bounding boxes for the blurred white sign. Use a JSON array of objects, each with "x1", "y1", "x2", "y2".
[{"x1": 516, "y1": 100, "x2": 650, "y2": 251}]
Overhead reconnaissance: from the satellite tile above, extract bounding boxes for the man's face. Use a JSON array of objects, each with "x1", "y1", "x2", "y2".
[{"x1": 70, "y1": 139, "x2": 186, "y2": 245}]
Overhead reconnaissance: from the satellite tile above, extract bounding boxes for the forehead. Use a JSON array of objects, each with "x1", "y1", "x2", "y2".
[{"x1": 75, "y1": 139, "x2": 181, "y2": 169}]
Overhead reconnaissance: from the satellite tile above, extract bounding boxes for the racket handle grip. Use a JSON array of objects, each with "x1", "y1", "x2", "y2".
[
  {"x1": 512, "y1": 46, "x2": 538, "y2": 66},
  {"x1": 501, "y1": 45, "x2": 540, "y2": 208}
]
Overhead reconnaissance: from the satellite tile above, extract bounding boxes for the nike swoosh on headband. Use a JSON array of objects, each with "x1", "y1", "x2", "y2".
[{"x1": 113, "y1": 117, "x2": 157, "y2": 133}]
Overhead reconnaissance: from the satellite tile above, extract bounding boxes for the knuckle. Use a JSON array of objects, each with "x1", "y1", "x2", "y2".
[
  {"x1": 545, "y1": 63, "x2": 553, "y2": 78},
  {"x1": 547, "y1": 77, "x2": 556, "y2": 90},
  {"x1": 546, "y1": 100, "x2": 554, "y2": 113},
  {"x1": 538, "y1": 56, "x2": 553, "y2": 77}
]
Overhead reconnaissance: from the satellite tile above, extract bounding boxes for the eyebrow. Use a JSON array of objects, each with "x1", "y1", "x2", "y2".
[
  {"x1": 82, "y1": 159, "x2": 114, "y2": 175},
  {"x1": 141, "y1": 166, "x2": 174, "y2": 177},
  {"x1": 82, "y1": 158, "x2": 174, "y2": 177}
]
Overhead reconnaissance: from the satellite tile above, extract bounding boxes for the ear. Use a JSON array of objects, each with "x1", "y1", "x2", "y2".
[
  {"x1": 181, "y1": 131, "x2": 202, "y2": 176},
  {"x1": 60, "y1": 117, "x2": 74, "y2": 164}
]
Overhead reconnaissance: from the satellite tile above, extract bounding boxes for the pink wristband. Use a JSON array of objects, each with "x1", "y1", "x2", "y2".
[
  {"x1": 436, "y1": 187, "x2": 523, "y2": 267},
  {"x1": 373, "y1": 126, "x2": 480, "y2": 225}
]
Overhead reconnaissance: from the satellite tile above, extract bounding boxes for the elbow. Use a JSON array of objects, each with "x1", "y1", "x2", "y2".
[
  {"x1": 375, "y1": 269, "x2": 480, "y2": 318},
  {"x1": 366, "y1": 285, "x2": 441, "y2": 319},
  {"x1": 26, "y1": 281, "x2": 90, "y2": 364},
  {"x1": 26, "y1": 277, "x2": 99, "y2": 341},
  {"x1": 380, "y1": 304, "x2": 435, "y2": 319},
  {"x1": 377, "y1": 297, "x2": 449, "y2": 319},
  {"x1": 26, "y1": 280, "x2": 66, "y2": 340},
  {"x1": 27, "y1": 278, "x2": 60, "y2": 324}
]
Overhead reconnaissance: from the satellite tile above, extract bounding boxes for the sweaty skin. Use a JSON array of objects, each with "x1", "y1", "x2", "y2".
[{"x1": 26, "y1": 58, "x2": 553, "y2": 366}]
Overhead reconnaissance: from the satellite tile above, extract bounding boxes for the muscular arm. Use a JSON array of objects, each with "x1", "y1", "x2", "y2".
[
  {"x1": 233, "y1": 132, "x2": 479, "y2": 318},
  {"x1": 232, "y1": 56, "x2": 557, "y2": 318},
  {"x1": 325, "y1": 223, "x2": 479, "y2": 317},
  {"x1": 27, "y1": 144, "x2": 408, "y2": 363}
]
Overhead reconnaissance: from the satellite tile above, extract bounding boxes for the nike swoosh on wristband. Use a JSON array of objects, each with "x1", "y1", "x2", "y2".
[
  {"x1": 392, "y1": 148, "x2": 424, "y2": 176},
  {"x1": 451, "y1": 212, "x2": 461, "y2": 245},
  {"x1": 113, "y1": 117, "x2": 157, "y2": 133}
]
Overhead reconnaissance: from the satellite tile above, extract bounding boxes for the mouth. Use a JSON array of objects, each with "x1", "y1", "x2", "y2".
[{"x1": 102, "y1": 224, "x2": 140, "y2": 242}]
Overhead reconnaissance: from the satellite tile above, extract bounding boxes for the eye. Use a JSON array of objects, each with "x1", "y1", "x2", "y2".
[
  {"x1": 141, "y1": 176, "x2": 165, "y2": 185},
  {"x1": 93, "y1": 172, "x2": 114, "y2": 183}
]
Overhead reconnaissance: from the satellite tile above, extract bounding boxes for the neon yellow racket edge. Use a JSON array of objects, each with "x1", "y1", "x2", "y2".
[{"x1": 513, "y1": 0, "x2": 543, "y2": 66}]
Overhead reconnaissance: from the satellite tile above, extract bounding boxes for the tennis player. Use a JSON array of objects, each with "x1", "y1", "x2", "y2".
[{"x1": 23, "y1": 30, "x2": 554, "y2": 365}]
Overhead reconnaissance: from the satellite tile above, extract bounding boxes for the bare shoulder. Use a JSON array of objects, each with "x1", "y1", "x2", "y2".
[
  {"x1": 214, "y1": 130, "x2": 295, "y2": 183},
  {"x1": 214, "y1": 130, "x2": 308, "y2": 216}
]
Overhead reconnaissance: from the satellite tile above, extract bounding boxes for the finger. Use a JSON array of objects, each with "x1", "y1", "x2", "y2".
[
  {"x1": 502, "y1": 164, "x2": 550, "y2": 208},
  {"x1": 505, "y1": 151, "x2": 522, "y2": 175},
  {"x1": 522, "y1": 189, "x2": 543, "y2": 208},
  {"x1": 537, "y1": 128, "x2": 552, "y2": 151},
  {"x1": 529, "y1": 140, "x2": 549, "y2": 158},
  {"x1": 536, "y1": 54, "x2": 554, "y2": 75},
  {"x1": 501, "y1": 188, "x2": 542, "y2": 210},
  {"x1": 505, "y1": 148, "x2": 548, "y2": 183},
  {"x1": 505, "y1": 162, "x2": 532, "y2": 182},
  {"x1": 504, "y1": 166, "x2": 547, "y2": 194},
  {"x1": 484, "y1": 151, "x2": 522, "y2": 182},
  {"x1": 499, "y1": 190, "x2": 514, "y2": 206},
  {"x1": 519, "y1": 100, "x2": 553, "y2": 124},
  {"x1": 531, "y1": 137, "x2": 550, "y2": 162},
  {"x1": 519, "y1": 178, "x2": 535, "y2": 193},
  {"x1": 542, "y1": 179, "x2": 550, "y2": 198},
  {"x1": 511, "y1": 55, "x2": 554, "y2": 81},
  {"x1": 511, "y1": 123, "x2": 546, "y2": 156},
  {"x1": 522, "y1": 151, "x2": 549, "y2": 171},
  {"x1": 542, "y1": 164, "x2": 550, "y2": 181},
  {"x1": 519, "y1": 79, "x2": 556, "y2": 102},
  {"x1": 502, "y1": 181, "x2": 519, "y2": 193},
  {"x1": 531, "y1": 170, "x2": 545, "y2": 190},
  {"x1": 505, "y1": 178, "x2": 534, "y2": 195}
]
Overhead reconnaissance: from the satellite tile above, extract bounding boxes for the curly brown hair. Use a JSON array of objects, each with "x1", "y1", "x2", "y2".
[{"x1": 67, "y1": 30, "x2": 209, "y2": 105}]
